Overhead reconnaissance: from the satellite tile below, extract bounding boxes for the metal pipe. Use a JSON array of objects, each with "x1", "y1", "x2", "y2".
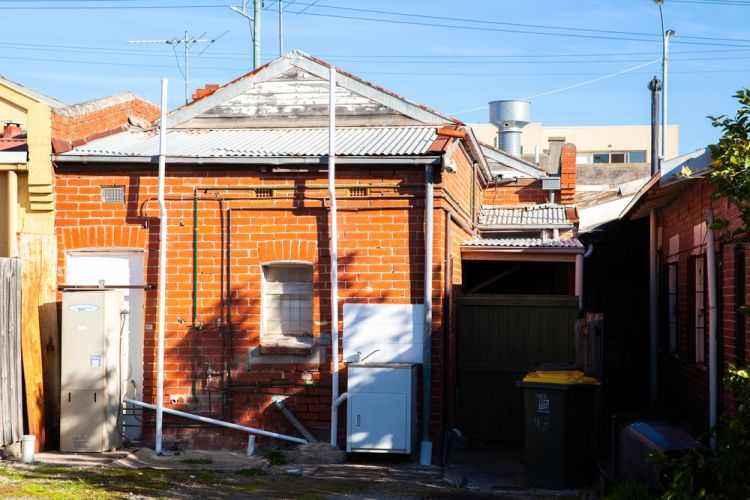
[
  {"x1": 328, "y1": 65, "x2": 341, "y2": 448},
  {"x1": 124, "y1": 398, "x2": 307, "y2": 444},
  {"x1": 273, "y1": 397, "x2": 317, "y2": 443},
  {"x1": 333, "y1": 391, "x2": 348, "y2": 408},
  {"x1": 658, "y1": 1, "x2": 675, "y2": 159},
  {"x1": 155, "y1": 77, "x2": 169, "y2": 454},
  {"x1": 706, "y1": 208, "x2": 718, "y2": 448},
  {"x1": 648, "y1": 77, "x2": 662, "y2": 176},
  {"x1": 420, "y1": 164, "x2": 434, "y2": 466},
  {"x1": 192, "y1": 195, "x2": 198, "y2": 401},
  {"x1": 575, "y1": 253, "x2": 584, "y2": 311},
  {"x1": 253, "y1": 0, "x2": 261, "y2": 69},
  {"x1": 278, "y1": 0, "x2": 283, "y2": 56},
  {"x1": 649, "y1": 209, "x2": 658, "y2": 401},
  {"x1": 6, "y1": 171, "x2": 17, "y2": 258}
]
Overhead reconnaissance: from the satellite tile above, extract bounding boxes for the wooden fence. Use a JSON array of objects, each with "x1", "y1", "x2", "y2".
[{"x1": 0, "y1": 258, "x2": 23, "y2": 447}]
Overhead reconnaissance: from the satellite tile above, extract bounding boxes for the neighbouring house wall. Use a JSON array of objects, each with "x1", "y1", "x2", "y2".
[
  {"x1": 657, "y1": 180, "x2": 749, "y2": 429},
  {"x1": 55, "y1": 156, "x2": 478, "y2": 457},
  {"x1": 481, "y1": 178, "x2": 547, "y2": 205}
]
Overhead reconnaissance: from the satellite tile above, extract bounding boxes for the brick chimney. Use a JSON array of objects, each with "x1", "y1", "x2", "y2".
[
  {"x1": 3, "y1": 122, "x2": 22, "y2": 139},
  {"x1": 560, "y1": 143, "x2": 576, "y2": 205},
  {"x1": 192, "y1": 83, "x2": 219, "y2": 102}
]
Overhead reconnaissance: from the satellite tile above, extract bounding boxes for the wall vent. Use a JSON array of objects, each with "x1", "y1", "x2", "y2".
[
  {"x1": 253, "y1": 188, "x2": 273, "y2": 198},
  {"x1": 101, "y1": 186, "x2": 125, "y2": 203},
  {"x1": 348, "y1": 187, "x2": 369, "y2": 197}
]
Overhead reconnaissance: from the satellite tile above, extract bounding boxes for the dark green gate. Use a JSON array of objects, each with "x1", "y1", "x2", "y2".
[{"x1": 456, "y1": 294, "x2": 578, "y2": 442}]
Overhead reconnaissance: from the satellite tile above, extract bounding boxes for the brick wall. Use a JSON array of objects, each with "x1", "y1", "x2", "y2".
[
  {"x1": 657, "y1": 180, "x2": 749, "y2": 428},
  {"x1": 51, "y1": 94, "x2": 159, "y2": 153},
  {"x1": 481, "y1": 178, "x2": 547, "y2": 205},
  {"x1": 56, "y1": 149, "x2": 479, "y2": 456}
]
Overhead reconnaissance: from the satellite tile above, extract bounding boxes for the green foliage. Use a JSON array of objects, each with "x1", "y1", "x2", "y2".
[
  {"x1": 708, "y1": 89, "x2": 750, "y2": 242},
  {"x1": 263, "y1": 448, "x2": 287, "y2": 466},
  {"x1": 179, "y1": 456, "x2": 213, "y2": 464},
  {"x1": 651, "y1": 365, "x2": 750, "y2": 499},
  {"x1": 605, "y1": 480, "x2": 654, "y2": 500}
]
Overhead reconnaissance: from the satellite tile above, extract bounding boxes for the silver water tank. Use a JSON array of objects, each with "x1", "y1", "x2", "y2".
[{"x1": 489, "y1": 100, "x2": 530, "y2": 156}]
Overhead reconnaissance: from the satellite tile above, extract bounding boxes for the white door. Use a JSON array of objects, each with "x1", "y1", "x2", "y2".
[{"x1": 65, "y1": 251, "x2": 144, "y2": 441}]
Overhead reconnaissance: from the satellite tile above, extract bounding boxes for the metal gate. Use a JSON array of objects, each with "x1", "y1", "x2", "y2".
[
  {"x1": 456, "y1": 294, "x2": 578, "y2": 442},
  {"x1": 0, "y1": 258, "x2": 22, "y2": 447}
]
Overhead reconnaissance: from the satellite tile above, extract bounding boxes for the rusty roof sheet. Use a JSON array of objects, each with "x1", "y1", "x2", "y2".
[
  {"x1": 479, "y1": 205, "x2": 571, "y2": 228},
  {"x1": 59, "y1": 126, "x2": 441, "y2": 158},
  {"x1": 462, "y1": 237, "x2": 583, "y2": 249}
]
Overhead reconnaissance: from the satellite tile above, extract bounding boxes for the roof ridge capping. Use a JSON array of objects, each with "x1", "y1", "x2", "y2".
[{"x1": 55, "y1": 91, "x2": 157, "y2": 118}]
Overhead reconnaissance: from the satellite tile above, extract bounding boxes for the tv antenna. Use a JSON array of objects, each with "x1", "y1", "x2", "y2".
[{"x1": 128, "y1": 31, "x2": 227, "y2": 104}]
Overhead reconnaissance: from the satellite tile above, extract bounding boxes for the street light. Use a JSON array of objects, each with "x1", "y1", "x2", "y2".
[{"x1": 655, "y1": 0, "x2": 676, "y2": 160}]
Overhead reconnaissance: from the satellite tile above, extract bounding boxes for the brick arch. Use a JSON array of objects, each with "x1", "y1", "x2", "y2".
[
  {"x1": 257, "y1": 240, "x2": 317, "y2": 264},
  {"x1": 60, "y1": 225, "x2": 147, "y2": 251}
]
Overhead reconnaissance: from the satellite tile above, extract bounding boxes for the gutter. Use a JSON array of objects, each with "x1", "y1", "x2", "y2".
[
  {"x1": 52, "y1": 155, "x2": 442, "y2": 166},
  {"x1": 479, "y1": 223, "x2": 575, "y2": 231}
]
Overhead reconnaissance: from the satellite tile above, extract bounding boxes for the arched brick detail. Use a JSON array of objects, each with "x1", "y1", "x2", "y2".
[
  {"x1": 60, "y1": 225, "x2": 147, "y2": 250},
  {"x1": 257, "y1": 239, "x2": 317, "y2": 264}
]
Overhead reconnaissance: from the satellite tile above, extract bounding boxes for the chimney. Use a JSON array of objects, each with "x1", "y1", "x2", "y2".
[
  {"x1": 560, "y1": 143, "x2": 577, "y2": 205},
  {"x1": 546, "y1": 137, "x2": 565, "y2": 175},
  {"x1": 3, "y1": 122, "x2": 22, "y2": 139},
  {"x1": 191, "y1": 83, "x2": 219, "y2": 102}
]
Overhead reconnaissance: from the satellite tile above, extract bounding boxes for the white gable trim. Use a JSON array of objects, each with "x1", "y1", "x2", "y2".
[{"x1": 166, "y1": 51, "x2": 456, "y2": 128}]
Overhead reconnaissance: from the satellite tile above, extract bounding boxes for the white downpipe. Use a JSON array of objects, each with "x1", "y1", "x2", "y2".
[
  {"x1": 6, "y1": 171, "x2": 17, "y2": 258},
  {"x1": 706, "y1": 208, "x2": 718, "y2": 449},
  {"x1": 328, "y1": 66, "x2": 340, "y2": 448},
  {"x1": 125, "y1": 398, "x2": 306, "y2": 445},
  {"x1": 649, "y1": 209, "x2": 658, "y2": 401},
  {"x1": 155, "y1": 77, "x2": 168, "y2": 454},
  {"x1": 575, "y1": 253, "x2": 584, "y2": 311},
  {"x1": 420, "y1": 165, "x2": 434, "y2": 466}
]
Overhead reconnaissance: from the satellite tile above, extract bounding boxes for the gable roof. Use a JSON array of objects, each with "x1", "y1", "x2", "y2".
[
  {"x1": 479, "y1": 204, "x2": 577, "y2": 230},
  {"x1": 167, "y1": 50, "x2": 461, "y2": 129},
  {"x1": 479, "y1": 143, "x2": 544, "y2": 179},
  {"x1": 0, "y1": 75, "x2": 68, "y2": 109}
]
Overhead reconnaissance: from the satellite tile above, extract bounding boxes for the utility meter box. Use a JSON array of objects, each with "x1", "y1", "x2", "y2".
[
  {"x1": 346, "y1": 363, "x2": 417, "y2": 454},
  {"x1": 60, "y1": 289, "x2": 124, "y2": 452}
]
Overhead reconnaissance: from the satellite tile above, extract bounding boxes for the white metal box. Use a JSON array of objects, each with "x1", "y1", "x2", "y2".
[
  {"x1": 60, "y1": 289, "x2": 124, "y2": 452},
  {"x1": 346, "y1": 363, "x2": 417, "y2": 454}
]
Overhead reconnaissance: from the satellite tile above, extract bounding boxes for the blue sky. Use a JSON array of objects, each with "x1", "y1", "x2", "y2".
[{"x1": 0, "y1": 0, "x2": 748, "y2": 154}]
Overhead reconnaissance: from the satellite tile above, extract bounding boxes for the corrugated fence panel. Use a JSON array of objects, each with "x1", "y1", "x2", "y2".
[{"x1": 0, "y1": 258, "x2": 23, "y2": 446}]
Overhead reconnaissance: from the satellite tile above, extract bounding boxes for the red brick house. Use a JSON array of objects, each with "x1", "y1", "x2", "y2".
[
  {"x1": 621, "y1": 148, "x2": 748, "y2": 430},
  {"x1": 52, "y1": 51, "x2": 582, "y2": 459}
]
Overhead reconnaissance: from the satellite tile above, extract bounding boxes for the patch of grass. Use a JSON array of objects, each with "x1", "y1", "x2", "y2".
[
  {"x1": 237, "y1": 467, "x2": 266, "y2": 477},
  {"x1": 180, "y1": 457, "x2": 213, "y2": 465},
  {"x1": 263, "y1": 449, "x2": 287, "y2": 466}
]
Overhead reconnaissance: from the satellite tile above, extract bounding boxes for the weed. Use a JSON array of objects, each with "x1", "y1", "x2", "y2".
[
  {"x1": 237, "y1": 467, "x2": 266, "y2": 477},
  {"x1": 263, "y1": 449, "x2": 287, "y2": 466},
  {"x1": 180, "y1": 457, "x2": 213, "y2": 465}
]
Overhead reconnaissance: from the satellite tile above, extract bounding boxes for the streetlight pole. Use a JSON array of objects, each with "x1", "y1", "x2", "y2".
[{"x1": 656, "y1": 0, "x2": 676, "y2": 161}]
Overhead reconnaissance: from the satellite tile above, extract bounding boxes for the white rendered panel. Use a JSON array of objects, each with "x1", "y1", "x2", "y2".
[{"x1": 342, "y1": 303, "x2": 423, "y2": 363}]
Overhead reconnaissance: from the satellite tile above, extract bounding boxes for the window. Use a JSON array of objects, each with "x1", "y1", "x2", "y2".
[
  {"x1": 668, "y1": 263, "x2": 678, "y2": 354},
  {"x1": 610, "y1": 152, "x2": 626, "y2": 163},
  {"x1": 688, "y1": 255, "x2": 707, "y2": 364},
  {"x1": 576, "y1": 153, "x2": 593, "y2": 164},
  {"x1": 262, "y1": 264, "x2": 313, "y2": 347},
  {"x1": 627, "y1": 151, "x2": 646, "y2": 163},
  {"x1": 593, "y1": 153, "x2": 609, "y2": 164},
  {"x1": 736, "y1": 246, "x2": 746, "y2": 365}
]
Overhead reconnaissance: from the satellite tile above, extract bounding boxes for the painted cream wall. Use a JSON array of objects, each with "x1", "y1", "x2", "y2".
[
  {"x1": 471, "y1": 122, "x2": 680, "y2": 160},
  {"x1": 0, "y1": 81, "x2": 55, "y2": 259}
]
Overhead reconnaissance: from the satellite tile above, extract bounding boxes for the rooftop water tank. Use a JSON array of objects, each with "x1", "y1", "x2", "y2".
[{"x1": 489, "y1": 100, "x2": 530, "y2": 156}]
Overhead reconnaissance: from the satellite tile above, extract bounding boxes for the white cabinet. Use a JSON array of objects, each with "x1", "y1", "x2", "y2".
[{"x1": 346, "y1": 363, "x2": 417, "y2": 454}]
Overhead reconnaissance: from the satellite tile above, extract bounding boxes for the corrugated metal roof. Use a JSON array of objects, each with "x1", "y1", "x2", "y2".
[
  {"x1": 60, "y1": 126, "x2": 439, "y2": 158},
  {"x1": 479, "y1": 205, "x2": 570, "y2": 227},
  {"x1": 463, "y1": 237, "x2": 583, "y2": 249}
]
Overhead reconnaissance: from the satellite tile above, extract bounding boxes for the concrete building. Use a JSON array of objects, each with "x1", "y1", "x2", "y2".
[{"x1": 472, "y1": 122, "x2": 679, "y2": 186}]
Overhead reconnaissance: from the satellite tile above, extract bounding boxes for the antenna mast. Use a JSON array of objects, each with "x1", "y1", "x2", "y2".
[{"x1": 128, "y1": 31, "x2": 222, "y2": 104}]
